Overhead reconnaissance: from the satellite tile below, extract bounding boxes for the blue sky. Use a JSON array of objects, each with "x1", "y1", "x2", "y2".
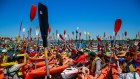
[{"x1": 0, "y1": 0, "x2": 140, "y2": 39}]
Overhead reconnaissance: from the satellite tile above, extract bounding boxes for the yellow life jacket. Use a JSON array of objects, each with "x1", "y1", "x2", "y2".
[
  {"x1": 123, "y1": 62, "x2": 136, "y2": 72},
  {"x1": 91, "y1": 57, "x2": 101, "y2": 73},
  {"x1": 3, "y1": 55, "x2": 8, "y2": 63}
]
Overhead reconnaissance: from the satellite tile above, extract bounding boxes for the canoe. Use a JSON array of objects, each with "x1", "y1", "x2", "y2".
[{"x1": 25, "y1": 64, "x2": 68, "y2": 79}]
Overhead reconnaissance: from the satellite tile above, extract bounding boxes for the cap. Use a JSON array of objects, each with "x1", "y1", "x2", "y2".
[{"x1": 89, "y1": 52, "x2": 96, "y2": 57}]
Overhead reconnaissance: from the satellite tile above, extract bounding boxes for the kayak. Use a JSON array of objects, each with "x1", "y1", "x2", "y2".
[
  {"x1": 0, "y1": 72, "x2": 4, "y2": 79},
  {"x1": 97, "y1": 66, "x2": 119, "y2": 79},
  {"x1": 0, "y1": 69, "x2": 4, "y2": 79},
  {"x1": 35, "y1": 61, "x2": 54, "y2": 68},
  {"x1": 29, "y1": 58, "x2": 45, "y2": 61},
  {"x1": 61, "y1": 67, "x2": 79, "y2": 79},
  {"x1": 25, "y1": 64, "x2": 69, "y2": 79}
]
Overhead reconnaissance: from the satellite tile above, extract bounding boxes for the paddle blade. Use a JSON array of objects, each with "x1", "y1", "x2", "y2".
[
  {"x1": 38, "y1": 3, "x2": 49, "y2": 47},
  {"x1": 30, "y1": 4, "x2": 37, "y2": 22},
  {"x1": 59, "y1": 34, "x2": 64, "y2": 41},
  {"x1": 114, "y1": 19, "x2": 122, "y2": 34}
]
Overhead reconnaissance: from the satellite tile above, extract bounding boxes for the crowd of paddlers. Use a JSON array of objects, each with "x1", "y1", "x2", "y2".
[{"x1": 0, "y1": 37, "x2": 140, "y2": 79}]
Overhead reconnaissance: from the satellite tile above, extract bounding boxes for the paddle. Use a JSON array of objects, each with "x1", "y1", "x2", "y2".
[
  {"x1": 108, "y1": 19, "x2": 122, "y2": 79},
  {"x1": 30, "y1": 4, "x2": 37, "y2": 41},
  {"x1": 59, "y1": 34, "x2": 65, "y2": 41},
  {"x1": 114, "y1": 19, "x2": 122, "y2": 36},
  {"x1": 38, "y1": 3, "x2": 50, "y2": 78}
]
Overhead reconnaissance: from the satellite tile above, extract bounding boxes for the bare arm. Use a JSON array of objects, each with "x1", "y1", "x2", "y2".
[{"x1": 19, "y1": 54, "x2": 27, "y2": 68}]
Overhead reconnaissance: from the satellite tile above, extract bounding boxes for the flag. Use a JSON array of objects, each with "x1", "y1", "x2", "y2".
[
  {"x1": 72, "y1": 31, "x2": 74, "y2": 35},
  {"x1": 64, "y1": 30, "x2": 66, "y2": 35},
  {"x1": 20, "y1": 21, "x2": 22, "y2": 31},
  {"x1": 30, "y1": 27, "x2": 32, "y2": 35},
  {"x1": 104, "y1": 32, "x2": 106, "y2": 38},
  {"x1": 48, "y1": 26, "x2": 51, "y2": 34},
  {"x1": 124, "y1": 32, "x2": 127, "y2": 36}
]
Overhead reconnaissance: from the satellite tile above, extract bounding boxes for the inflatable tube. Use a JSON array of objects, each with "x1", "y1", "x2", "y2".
[
  {"x1": 1, "y1": 62, "x2": 17, "y2": 67},
  {"x1": 17, "y1": 54, "x2": 25, "y2": 57},
  {"x1": 36, "y1": 61, "x2": 54, "y2": 68},
  {"x1": 29, "y1": 58, "x2": 45, "y2": 61},
  {"x1": 25, "y1": 64, "x2": 68, "y2": 79}
]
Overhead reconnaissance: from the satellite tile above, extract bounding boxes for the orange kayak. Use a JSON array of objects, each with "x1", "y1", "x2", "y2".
[
  {"x1": 97, "y1": 66, "x2": 119, "y2": 79},
  {"x1": 25, "y1": 64, "x2": 68, "y2": 79},
  {"x1": 30, "y1": 58, "x2": 45, "y2": 61},
  {"x1": 0, "y1": 70, "x2": 4, "y2": 79},
  {"x1": 35, "y1": 61, "x2": 54, "y2": 68}
]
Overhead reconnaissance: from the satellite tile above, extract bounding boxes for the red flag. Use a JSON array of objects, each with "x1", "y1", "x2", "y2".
[
  {"x1": 110, "y1": 35, "x2": 112, "y2": 40},
  {"x1": 48, "y1": 26, "x2": 51, "y2": 34},
  {"x1": 96, "y1": 36, "x2": 102, "y2": 42},
  {"x1": 30, "y1": 4, "x2": 37, "y2": 22},
  {"x1": 59, "y1": 34, "x2": 64, "y2": 41},
  {"x1": 124, "y1": 32, "x2": 127, "y2": 36},
  {"x1": 114, "y1": 19, "x2": 122, "y2": 35},
  {"x1": 79, "y1": 32, "x2": 82, "y2": 37},
  {"x1": 64, "y1": 30, "x2": 66, "y2": 35},
  {"x1": 138, "y1": 32, "x2": 140, "y2": 36}
]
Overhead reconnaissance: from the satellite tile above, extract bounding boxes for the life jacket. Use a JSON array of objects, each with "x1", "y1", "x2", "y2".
[
  {"x1": 123, "y1": 60, "x2": 136, "y2": 73},
  {"x1": 4, "y1": 66, "x2": 23, "y2": 79},
  {"x1": 3, "y1": 55, "x2": 8, "y2": 63},
  {"x1": 91, "y1": 57, "x2": 101, "y2": 73}
]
